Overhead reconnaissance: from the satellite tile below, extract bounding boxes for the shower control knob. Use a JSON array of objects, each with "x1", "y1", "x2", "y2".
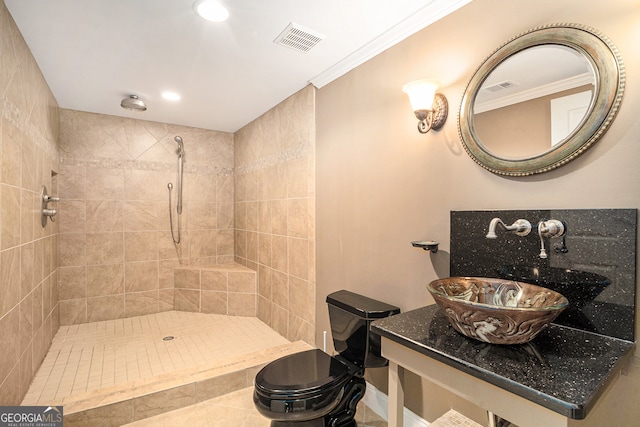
[{"x1": 43, "y1": 208, "x2": 57, "y2": 217}]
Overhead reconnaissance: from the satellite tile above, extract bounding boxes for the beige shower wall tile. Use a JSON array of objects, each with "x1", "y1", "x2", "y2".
[
  {"x1": 258, "y1": 201, "x2": 271, "y2": 233},
  {"x1": 20, "y1": 189, "x2": 35, "y2": 244},
  {"x1": 87, "y1": 232, "x2": 123, "y2": 265},
  {"x1": 258, "y1": 233, "x2": 272, "y2": 267},
  {"x1": 201, "y1": 291, "x2": 226, "y2": 315},
  {"x1": 217, "y1": 229, "x2": 234, "y2": 257},
  {"x1": 188, "y1": 202, "x2": 217, "y2": 229},
  {"x1": 87, "y1": 264, "x2": 123, "y2": 297},
  {"x1": 1, "y1": 184, "x2": 20, "y2": 249},
  {"x1": 288, "y1": 237, "x2": 308, "y2": 280},
  {"x1": 272, "y1": 270, "x2": 288, "y2": 309},
  {"x1": 174, "y1": 269, "x2": 200, "y2": 290},
  {"x1": 59, "y1": 200, "x2": 86, "y2": 234},
  {"x1": 228, "y1": 293, "x2": 256, "y2": 316},
  {"x1": 21, "y1": 138, "x2": 35, "y2": 192},
  {"x1": 87, "y1": 295, "x2": 124, "y2": 322},
  {"x1": 271, "y1": 304, "x2": 288, "y2": 338},
  {"x1": 125, "y1": 261, "x2": 158, "y2": 292},
  {"x1": 58, "y1": 164, "x2": 86, "y2": 199},
  {"x1": 124, "y1": 231, "x2": 158, "y2": 262},
  {"x1": 58, "y1": 299, "x2": 87, "y2": 326},
  {"x1": 86, "y1": 167, "x2": 124, "y2": 201},
  {"x1": 86, "y1": 200, "x2": 123, "y2": 232},
  {"x1": 124, "y1": 201, "x2": 160, "y2": 231},
  {"x1": 20, "y1": 243, "x2": 34, "y2": 298},
  {"x1": 158, "y1": 231, "x2": 186, "y2": 261},
  {"x1": 267, "y1": 163, "x2": 287, "y2": 200},
  {"x1": 289, "y1": 276, "x2": 313, "y2": 324},
  {"x1": 201, "y1": 270, "x2": 227, "y2": 291},
  {"x1": 158, "y1": 289, "x2": 174, "y2": 311},
  {"x1": 245, "y1": 201, "x2": 258, "y2": 232},
  {"x1": 185, "y1": 173, "x2": 216, "y2": 203},
  {"x1": 0, "y1": 247, "x2": 20, "y2": 319},
  {"x1": 270, "y1": 199, "x2": 287, "y2": 236},
  {"x1": 217, "y1": 174, "x2": 233, "y2": 204},
  {"x1": 59, "y1": 233, "x2": 86, "y2": 267},
  {"x1": 271, "y1": 235, "x2": 286, "y2": 273},
  {"x1": 217, "y1": 202, "x2": 233, "y2": 229},
  {"x1": 257, "y1": 296, "x2": 272, "y2": 325},
  {"x1": 183, "y1": 129, "x2": 233, "y2": 168},
  {"x1": 174, "y1": 289, "x2": 199, "y2": 312},
  {"x1": 189, "y1": 229, "x2": 216, "y2": 259},
  {"x1": 228, "y1": 271, "x2": 256, "y2": 293},
  {"x1": 58, "y1": 266, "x2": 86, "y2": 300},
  {"x1": 258, "y1": 265, "x2": 272, "y2": 299},
  {"x1": 0, "y1": 307, "x2": 19, "y2": 395},
  {"x1": 235, "y1": 201, "x2": 246, "y2": 230},
  {"x1": 287, "y1": 198, "x2": 308, "y2": 239},
  {"x1": 125, "y1": 291, "x2": 159, "y2": 317},
  {"x1": 1, "y1": 121, "x2": 21, "y2": 187},
  {"x1": 19, "y1": 293, "x2": 34, "y2": 354},
  {"x1": 288, "y1": 313, "x2": 314, "y2": 343},
  {"x1": 124, "y1": 170, "x2": 162, "y2": 201},
  {"x1": 286, "y1": 156, "x2": 309, "y2": 198}
]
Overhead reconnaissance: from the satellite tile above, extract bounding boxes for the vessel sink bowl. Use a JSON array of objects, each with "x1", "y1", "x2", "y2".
[{"x1": 428, "y1": 277, "x2": 569, "y2": 345}]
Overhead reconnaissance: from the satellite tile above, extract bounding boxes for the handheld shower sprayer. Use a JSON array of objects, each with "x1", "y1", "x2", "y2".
[
  {"x1": 168, "y1": 136, "x2": 185, "y2": 246},
  {"x1": 175, "y1": 136, "x2": 185, "y2": 157}
]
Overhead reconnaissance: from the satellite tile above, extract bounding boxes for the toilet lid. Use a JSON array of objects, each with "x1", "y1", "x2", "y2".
[{"x1": 255, "y1": 349, "x2": 352, "y2": 398}]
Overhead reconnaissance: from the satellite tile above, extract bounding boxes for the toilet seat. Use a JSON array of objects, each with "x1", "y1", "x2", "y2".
[
  {"x1": 254, "y1": 349, "x2": 360, "y2": 422},
  {"x1": 255, "y1": 349, "x2": 355, "y2": 398}
]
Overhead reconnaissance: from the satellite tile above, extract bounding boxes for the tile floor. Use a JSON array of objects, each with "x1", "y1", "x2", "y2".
[
  {"x1": 123, "y1": 386, "x2": 388, "y2": 427},
  {"x1": 22, "y1": 311, "x2": 289, "y2": 405}
]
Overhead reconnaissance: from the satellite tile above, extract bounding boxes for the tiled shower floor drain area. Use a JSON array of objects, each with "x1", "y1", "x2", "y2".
[{"x1": 22, "y1": 311, "x2": 289, "y2": 405}]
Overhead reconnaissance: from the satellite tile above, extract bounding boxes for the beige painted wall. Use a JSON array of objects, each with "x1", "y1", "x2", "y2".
[
  {"x1": 57, "y1": 110, "x2": 234, "y2": 325},
  {"x1": 316, "y1": 0, "x2": 640, "y2": 425},
  {"x1": 234, "y1": 86, "x2": 316, "y2": 345},
  {"x1": 0, "y1": 1, "x2": 60, "y2": 404}
]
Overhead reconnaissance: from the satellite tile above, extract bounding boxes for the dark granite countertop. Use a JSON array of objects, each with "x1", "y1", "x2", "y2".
[{"x1": 371, "y1": 305, "x2": 635, "y2": 420}]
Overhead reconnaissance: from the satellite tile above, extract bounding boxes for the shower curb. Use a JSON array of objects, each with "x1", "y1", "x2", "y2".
[{"x1": 60, "y1": 340, "x2": 312, "y2": 426}]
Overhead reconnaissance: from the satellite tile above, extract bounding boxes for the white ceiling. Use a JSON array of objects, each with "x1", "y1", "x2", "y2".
[{"x1": 5, "y1": 0, "x2": 471, "y2": 132}]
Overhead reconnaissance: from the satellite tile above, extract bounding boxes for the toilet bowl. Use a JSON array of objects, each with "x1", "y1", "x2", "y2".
[{"x1": 253, "y1": 290, "x2": 400, "y2": 427}]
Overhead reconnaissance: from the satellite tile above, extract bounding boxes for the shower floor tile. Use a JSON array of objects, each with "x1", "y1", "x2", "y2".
[{"x1": 22, "y1": 311, "x2": 289, "y2": 406}]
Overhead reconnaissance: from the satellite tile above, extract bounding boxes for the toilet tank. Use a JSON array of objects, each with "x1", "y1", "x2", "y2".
[{"x1": 326, "y1": 290, "x2": 400, "y2": 368}]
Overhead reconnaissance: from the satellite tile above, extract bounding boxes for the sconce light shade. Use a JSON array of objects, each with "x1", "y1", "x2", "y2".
[{"x1": 402, "y1": 79, "x2": 448, "y2": 134}]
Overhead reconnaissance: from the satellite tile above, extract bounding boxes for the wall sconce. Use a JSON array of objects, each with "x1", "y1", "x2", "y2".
[{"x1": 402, "y1": 79, "x2": 448, "y2": 134}]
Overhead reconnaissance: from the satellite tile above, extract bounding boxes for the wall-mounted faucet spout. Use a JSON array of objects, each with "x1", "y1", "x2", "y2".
[{"x1": 486, "y1": 217, "x2": 532, "y2": 239}]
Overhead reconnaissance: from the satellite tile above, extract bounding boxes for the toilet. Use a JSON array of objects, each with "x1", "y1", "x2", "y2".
[{"x1": 253, "y1": 290, "x2": 400, "y2": 427}]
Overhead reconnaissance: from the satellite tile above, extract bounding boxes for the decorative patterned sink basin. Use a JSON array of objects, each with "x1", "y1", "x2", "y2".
[{"x1": 428, "y1": 277, "x2": 569, "y2": 345}]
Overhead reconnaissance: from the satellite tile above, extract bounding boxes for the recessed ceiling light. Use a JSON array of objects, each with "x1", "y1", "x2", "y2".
[
  {"x1": 162, "y1": 91, "x2": 181, "y2": 101},
  {"x1": 194, "y1": 0, "x2": 229, "y2": 22}
]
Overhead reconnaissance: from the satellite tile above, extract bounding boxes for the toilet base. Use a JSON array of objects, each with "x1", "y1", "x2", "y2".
[{"x1": 267, "y1": 376, "x2": 365, "y2": 427}]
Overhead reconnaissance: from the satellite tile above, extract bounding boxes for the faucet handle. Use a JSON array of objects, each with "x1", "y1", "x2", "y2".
[
  {"x1": 538, "y1": 219, "x2": 566, "y2": 259},
  {"x1": 538, "y1": 220, "x2": 565, "y2": 238}
]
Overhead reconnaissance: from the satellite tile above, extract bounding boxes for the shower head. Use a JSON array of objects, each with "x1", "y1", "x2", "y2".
[
  {"x1": 174, "y1": 136, "x2": 185, "y2": 156},
  {"x1": 120, "y1": 95, "x2": 147, "y2": 112}
]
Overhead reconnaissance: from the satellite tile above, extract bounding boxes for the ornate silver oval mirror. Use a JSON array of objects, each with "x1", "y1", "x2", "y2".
[{"x1": 458, "y1": 23, "x2": 624, "y2": 176}]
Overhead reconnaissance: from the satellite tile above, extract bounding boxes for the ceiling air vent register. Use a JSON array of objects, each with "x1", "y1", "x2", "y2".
[{"x1": 274, "y1": 22, "x2": 324, "y2": 53}]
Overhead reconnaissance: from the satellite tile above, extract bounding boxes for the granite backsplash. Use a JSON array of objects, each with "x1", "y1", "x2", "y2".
[{"x1": 450, "y1": 209, "x2": 637, "y2": 342}]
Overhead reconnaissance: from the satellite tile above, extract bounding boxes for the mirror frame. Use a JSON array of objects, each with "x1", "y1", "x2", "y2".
[{"x1": 458, "y1": 23, "x2": 625, "y2": 176}]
